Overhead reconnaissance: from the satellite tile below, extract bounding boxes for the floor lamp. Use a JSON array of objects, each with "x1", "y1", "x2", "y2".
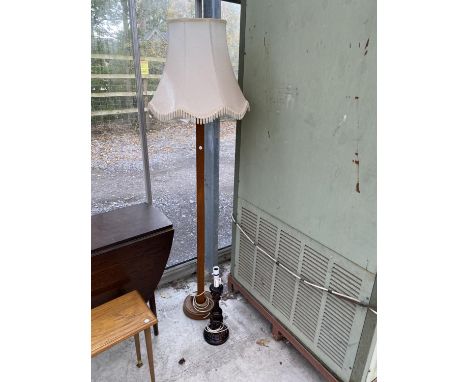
[{"x1": 148, "y1": 18, "x2": 249, "y2": 319}]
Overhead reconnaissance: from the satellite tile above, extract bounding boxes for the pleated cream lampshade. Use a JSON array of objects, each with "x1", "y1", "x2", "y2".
[{"x1": 148, "y1": 18, "x2": 249, "y2": 124}]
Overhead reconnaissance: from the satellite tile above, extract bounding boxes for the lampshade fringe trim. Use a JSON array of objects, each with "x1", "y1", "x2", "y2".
[{"x1": 148, "y1": 102, "x2": 250, "y2": 124}]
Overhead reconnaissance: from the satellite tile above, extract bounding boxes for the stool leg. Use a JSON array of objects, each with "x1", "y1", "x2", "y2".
[
  {"x1": 134, "y1": 334, "x2": 143, "y2": 368},
  {"x1": 149, "y1": 294, "x2": 159, "y2": 336},
  {"x1": 144, "y1": 328, "x2": 155, "y2": 382}
]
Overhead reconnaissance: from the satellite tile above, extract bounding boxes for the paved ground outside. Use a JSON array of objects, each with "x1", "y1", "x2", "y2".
[{"x1": 91, "y1": 118, "x2": 236, "y2": 267}]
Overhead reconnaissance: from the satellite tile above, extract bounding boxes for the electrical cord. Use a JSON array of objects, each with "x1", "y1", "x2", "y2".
[
  {"x1": 231, "y1": 214, "x2": 377, "y2": 315},
  {"x1": 192, "y1": 291, "x2": 214, "y2": 319},
  {"x1": 204, "y1": 321, "x2": 229, "y2": 334}
]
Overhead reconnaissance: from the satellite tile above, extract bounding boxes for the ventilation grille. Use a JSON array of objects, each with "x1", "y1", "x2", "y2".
[
  {"x1": 317, "y1": 265, "x2": 362, "y2": 368},
  {"x1": 302, "y1": 245, "x2": 329, "y2": 284},
  {"x1": 293, "y1": 283, "x2": 323, "y2": 342},
  {"x1": 318, "y1": 297, "x2": 356, "y2": 368},
  {"x1": 234, "y1": 201, "x2": 374, "y2": 382},
  {"x1": 238, "y1": 236, "x2": 255, "y2": 285},
  {"x1": 329, "y1": 264, "x2": 362, "y2": 298},
  {"x1": 271, "y1": 230, "x2": 301, "y2": 319},
  {"x1": 240, "y1": 207, "x2": 257, "y2": 237},
  {"x1": 277, "y1": 230, "x2": 301, "y2": 270},
  {"x1": 292, "y1": 245, "x2": 329, "y2": 343},
  {"x1": 253, "y1": 218, "x2": 277, "y2": 300},
  {"x1": 271, "y1": 266, "x2": 296, "y2": 318},
  {"x1": 257, "y1": 217, "x2": 277, "y2": 255},
  {"x1": 237, "y1": 207, "x2": 257, "y2": 285}
]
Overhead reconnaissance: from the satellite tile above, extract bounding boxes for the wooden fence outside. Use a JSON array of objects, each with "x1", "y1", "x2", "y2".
[
  {"x1": 91, "y1": 53, "x2": 238, "y2": 118},
  {"x1": 91, "y1": 53, "x2": 164, "y2": 117}
]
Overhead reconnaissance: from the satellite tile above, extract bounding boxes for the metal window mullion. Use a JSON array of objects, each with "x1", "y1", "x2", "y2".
[
  {"x1": 128, "y1": 0, "x2": 153, "y2": 205},
  {"x1": 231, "y1": 0, "x2": 246, "y2": 273},
  {"x1": 195, "y1": 0, "x2": 202, "y2": 17},
  {"x1": 202, "y1": 0, "x2": 221, "y2": 273}
]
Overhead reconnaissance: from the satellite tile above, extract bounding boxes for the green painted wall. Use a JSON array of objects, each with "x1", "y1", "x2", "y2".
[{"x1": 237, "y1": 0, "x2": 376, "y2": 274}]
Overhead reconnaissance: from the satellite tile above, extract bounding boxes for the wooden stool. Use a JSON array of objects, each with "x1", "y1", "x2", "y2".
[{"x1": 92, "y1": 291, "x2": 158, "y2": 382}]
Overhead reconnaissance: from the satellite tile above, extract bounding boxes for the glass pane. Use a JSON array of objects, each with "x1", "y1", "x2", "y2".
[
  {"x1": 222, "y1": 1, "x2": 240, "y2": 78},
  {"x1": 91, "y1": 0, "x2": 147, "y2": 215},
  {"x1": 91, "y1": 0, "x2": 241, "y2": 267},
  {"x1": 137, "y1": 0, "x2": 195, "y2": 267}
]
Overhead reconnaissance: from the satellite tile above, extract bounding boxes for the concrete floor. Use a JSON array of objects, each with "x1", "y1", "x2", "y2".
[{"x1": 91, "y1": 264, "x2": 326, "y2": 382}]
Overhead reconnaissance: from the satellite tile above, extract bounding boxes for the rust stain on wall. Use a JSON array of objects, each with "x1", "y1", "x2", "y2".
[
  {"x1": 353, "y1": 152, "x2": 361, "y2": 193},
  {"x1": 364, "y1": 37, "x2": 370, "y2": 56}
]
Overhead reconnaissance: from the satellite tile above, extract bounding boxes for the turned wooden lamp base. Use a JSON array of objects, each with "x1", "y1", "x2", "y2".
[
  {"x1": 182, "y1": 122, "x2": 215, "y2": 320},
  {"x1": 183, "y1": 293, "x2": 214, "y2": 320}
]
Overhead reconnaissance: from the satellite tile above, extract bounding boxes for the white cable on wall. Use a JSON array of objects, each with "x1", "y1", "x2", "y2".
[{"x1": 231, "y1": 214, "x2": 377, "y2": 315}]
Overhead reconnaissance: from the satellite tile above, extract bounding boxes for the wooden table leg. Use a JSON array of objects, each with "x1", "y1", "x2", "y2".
[
  {"x1": 149, "y1": 294, "x2": 159, "y2": 336},
  {"x1": 144, "y1": 328, "x2": 156, "y2": 382},
  {"x1": 134, "y1": 334, "x2": 143, "y2": 368}
]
